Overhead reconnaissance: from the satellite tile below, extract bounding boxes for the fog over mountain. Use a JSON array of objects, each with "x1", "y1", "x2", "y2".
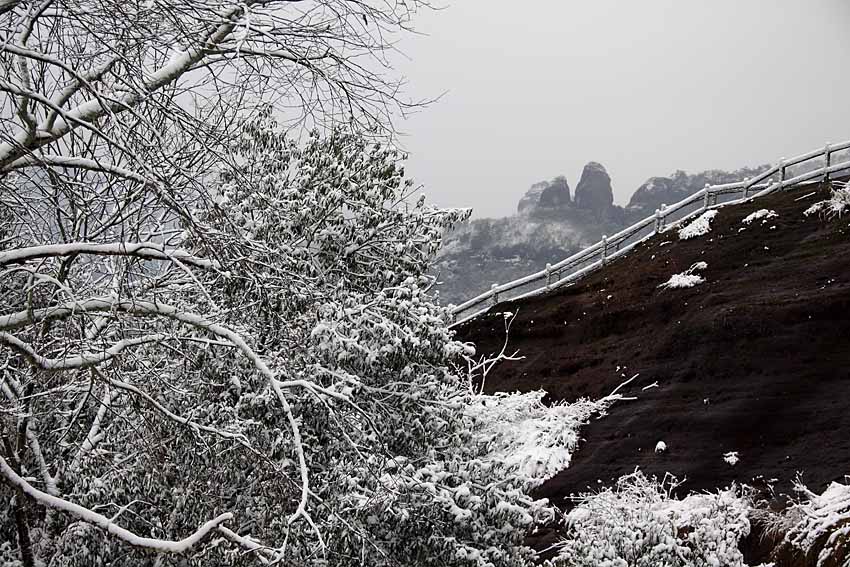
[
  {"x1": 398, "y1": 1, "x2": 850, "y2": 220},
  {"x1": 434, "y1": 161, "x2": 773, "y2": 304}
]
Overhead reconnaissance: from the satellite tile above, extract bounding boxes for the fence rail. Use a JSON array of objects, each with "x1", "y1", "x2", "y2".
[{"x1": 450, "y1": 139, "x2": 850, "y2": 327}]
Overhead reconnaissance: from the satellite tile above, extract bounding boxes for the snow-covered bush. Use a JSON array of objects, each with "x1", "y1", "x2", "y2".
[
  {"x1": 466, "y1": 391, "x2": 616, "y2": 487},
  {"x1": 781, "y1": 479, "x2": 850, "y2": 567},
  {"x1": 548, "y1": 472, "x2": 752, "y2": 567},
  {"x1": 659, "y1": 262, "x2": 708, "y2": 290},
  {"x1": 678, "y1": 210, "x2": 719, "y2": 240},
  {"x1": 805, "y1": 182, "x2": 850, "y2": 220}
]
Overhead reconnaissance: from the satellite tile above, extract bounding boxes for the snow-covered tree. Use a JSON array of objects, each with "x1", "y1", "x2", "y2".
[
  {"x1": 0, "y1": 100, "x2": 579, "y2": 565},
  {"x1": 0, "y1": 4, "x2": 614, "y2": 565}
]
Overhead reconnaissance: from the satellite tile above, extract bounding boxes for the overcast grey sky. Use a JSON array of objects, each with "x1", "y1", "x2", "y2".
[{"x1": 394, "y1": 0, "x2": 850, "y2": 219}]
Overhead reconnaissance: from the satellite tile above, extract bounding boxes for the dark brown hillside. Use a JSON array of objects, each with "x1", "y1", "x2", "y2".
[{"x1": 456, "y1": 180, "x2": 850, "y2": 510}]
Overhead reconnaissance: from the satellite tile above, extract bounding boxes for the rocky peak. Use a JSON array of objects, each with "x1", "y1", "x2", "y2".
[
  {"x1": 517, "y1": 176, "x2": 571, "y2": 215},
  {"x1": 627, "y1": 165, "x2": 772, "y2": 216},
  {"x1": 628, "y1": 176, "x2": 676, "y2": 209},
  {"x1": 517, "y1": 181, "x2": 548, "y2": 215},
  {"x1": 574, "y1": 161, "x2": 614, "y2": 215}
]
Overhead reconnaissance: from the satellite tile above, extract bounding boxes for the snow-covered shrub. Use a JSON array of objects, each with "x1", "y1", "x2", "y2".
[
  {"x1": 782, "y1": 479, "x2": 850, "y2": 567},
  {"x1": 660, "y1": 273, "x2": 704, "y2": 289},
  {"x1": 548, "y1": 472, "x2": 752, "y2": 567},
  {"x1": 805, "y1": 182, "x2": 850, "y2": 219},
  {"x1": 742, "y1": 209, "x2": 778, "y2": 225},
  {"x1": 678, "y1": 210, "x2": 719, "y2": 240},
  {"x1": 466, "y1": 391, "x2": 616, "y2": 487},
  {"x1": 659, "y1": 262, "x2": 708, "y2": 290}
]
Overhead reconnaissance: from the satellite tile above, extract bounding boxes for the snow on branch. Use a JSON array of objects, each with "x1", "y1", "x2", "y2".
[
  {"x1": 94, "y1": 368, "x2": 255, "y2": 451},
  {"x1": 466, "y1": 375, "x2": 638, "y2": 488},
  {"x1": 0, "y1": 241, "x2": 219, "y2": 269},
  {"x1": 0, "y1": 2, "x2": 248, "y2": 166},
  {"x1": 1, "y1": 294, "x2": 323, "y2": 542},
  {"x1": 0, "y1": 332, "x2": 167, "y2": 371},
  {"x1": 216, "y1": 525, "x2": 275, "y2": 564},
  {"x1": 0, "y1": 453, "x2": 233, "y2": 554},
  {"x1": 6, "y1": 154, "x2": 153, "y2": 184}
]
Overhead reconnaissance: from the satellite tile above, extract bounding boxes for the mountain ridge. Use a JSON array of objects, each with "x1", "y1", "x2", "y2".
[{"x1": 434, "y1": 161, "x2": 772, "y2": 305}]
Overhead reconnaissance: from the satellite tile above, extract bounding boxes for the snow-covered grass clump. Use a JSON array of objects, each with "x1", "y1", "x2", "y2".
[
  {"x1": 659, "y1": 262, "x2": 707, "y2": 290},
  {"x1": 661, "y1": 273, "x2": 704, "y2": 289},
  {"x1": 550, "y1": 472, "x2": 752, "y2": 567},
  {"x1": 742, "y1": 209, "x2": 778, "y2": 225},
  {"x1": 466, "y1": 391, "x2": 615, "y2": 487},
  {"x1": 724, "y1": 451, "x2": 740, "y2": 466},
  {"x1": 678, "y1": 209, "x2": 718, "y2": 240},
  {"x1": 805, "y1": 182, "x2": 850, "y2": 220},
  {"x1": 781, "y1": 479, "x2": 850, "y2": 566}
]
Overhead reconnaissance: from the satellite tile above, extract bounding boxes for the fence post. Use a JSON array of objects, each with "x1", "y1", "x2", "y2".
[
  {"x1": 601, "y1": 235, "x2": 608, "y2": 265},
  {"x1": 703, "y1": 184, "x2": 711, "y2": 210},
  {"x1": 545, "y1": 263, "x2": 552, "y2": 289},
  {"x1": 654, "y1": 209, "x2": 661, "y2": 233},
  {"x1": 824, "y1": 143, "x2": 832, "y2": 183},
  {"x1": 778, "y1": 157, "x2": 786, "y2": 188},
  {"x1": 742, "y1": 177, "x2": 750, "y2": 199},
  {"x1": 490, "y1": 283, "x2": 499, "y2": 306}
]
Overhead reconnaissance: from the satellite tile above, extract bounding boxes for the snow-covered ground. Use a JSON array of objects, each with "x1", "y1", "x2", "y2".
[
  {"x1": 678, "y1": 209, "x2": 719, "y2": 240},
  {"x1": 659, "y1": 261, "x2": 708, "y2": 289},
  {"x1": 742, "y1": 209, "x2": 778, "y2": 225}
]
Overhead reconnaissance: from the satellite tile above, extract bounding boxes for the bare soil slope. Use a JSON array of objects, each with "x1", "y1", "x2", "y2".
[{"x1": 457, "y1": 181, "x2": 850, "y2": 511}]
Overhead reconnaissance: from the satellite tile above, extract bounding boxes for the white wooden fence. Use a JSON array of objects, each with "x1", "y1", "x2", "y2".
[{"x1": 450, "y1": 140, "x2": 850, "y2": 326}]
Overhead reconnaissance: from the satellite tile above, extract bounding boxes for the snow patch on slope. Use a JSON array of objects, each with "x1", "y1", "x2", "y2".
[
  {"x1": 742, "y1": 209, "x2": 778, "y2": 225},
  {"x1": 678, "y1": 210, "x2": 719, "y2": 240},
  {"x1": 659, "y1": 262, "x2": 708, "y2": 290}
]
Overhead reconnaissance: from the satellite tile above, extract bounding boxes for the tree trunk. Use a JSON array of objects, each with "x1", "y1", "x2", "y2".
[{"x1": 13, "y1": 491, "x2": 35, "y2": 567}]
